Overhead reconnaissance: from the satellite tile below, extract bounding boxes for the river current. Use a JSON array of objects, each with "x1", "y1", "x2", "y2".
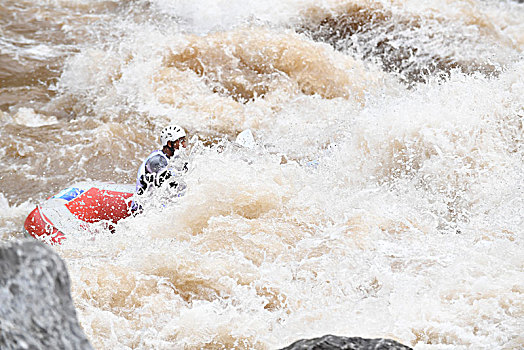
[{"x1": 1, "y1": 0, "x2": 523, "y2": 348}]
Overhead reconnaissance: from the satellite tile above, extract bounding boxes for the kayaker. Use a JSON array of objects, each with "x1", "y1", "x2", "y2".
[{"x1": 134, "y1": 124, "x2": 188, "y2": 199}]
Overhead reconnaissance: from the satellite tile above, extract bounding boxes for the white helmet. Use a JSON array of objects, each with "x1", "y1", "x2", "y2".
[{"x1": 160, "y1": 125, "x2": 186, "y2": 147}]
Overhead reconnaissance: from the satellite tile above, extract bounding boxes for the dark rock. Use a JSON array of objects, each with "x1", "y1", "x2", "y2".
[
  {"x1": 280, "y1": 334, "x2": 412, "y2": 350},
  {"x1": 0, "y1": 240, "x2": 92, "y2": 350}
]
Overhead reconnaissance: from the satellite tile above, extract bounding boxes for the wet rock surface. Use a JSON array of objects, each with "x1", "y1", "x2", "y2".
[
  {"x1": 0, "y1": 239, "x2": 92, "y2": 350},
  {"x1": 280, "y1": 334, "x2": 412, "y2": 350}
]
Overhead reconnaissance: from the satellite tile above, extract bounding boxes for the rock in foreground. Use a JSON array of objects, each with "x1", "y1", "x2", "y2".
[
  {"x1": 0, "y1": 240, "x2": 92, "y2": 350},
  {"x1": 280, "y1": 334, "x2": 412, "y2": 350}
]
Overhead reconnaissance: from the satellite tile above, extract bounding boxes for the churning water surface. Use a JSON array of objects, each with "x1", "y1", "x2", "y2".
[{"x1": 1, "y1": 0, "x2": 523, "y2": 348}]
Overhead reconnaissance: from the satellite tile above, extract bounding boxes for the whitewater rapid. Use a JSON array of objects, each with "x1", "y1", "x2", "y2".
[{"x1": 1, "y1": 0, "x2": 523, "y2": 348}]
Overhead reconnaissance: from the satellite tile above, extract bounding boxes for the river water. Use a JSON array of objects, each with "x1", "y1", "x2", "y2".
[{"x1": 1, "y1": 0, "x2": 523, "y2": 348}]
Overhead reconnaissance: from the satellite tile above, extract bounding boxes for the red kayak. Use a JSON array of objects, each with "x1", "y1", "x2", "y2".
[{"x1": 24, "y1": 182, "x2": 135, "y2": 244}]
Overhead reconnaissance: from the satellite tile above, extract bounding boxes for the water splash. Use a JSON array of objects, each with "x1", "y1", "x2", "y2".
[{"x1": 1, "y1": 0, "x2": 523, "y2": 348}]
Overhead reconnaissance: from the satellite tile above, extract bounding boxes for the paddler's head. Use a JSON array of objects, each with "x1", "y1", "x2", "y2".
[{"x1": 160, "y1": 125, "x2": 187, "y2": 158}]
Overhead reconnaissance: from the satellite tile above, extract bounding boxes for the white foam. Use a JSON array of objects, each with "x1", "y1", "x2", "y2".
[
  {"x1": 3, "y1": 0, "x2": 523, "y2": 348},
  {"x1": 0, "y1": 193, "x2": 34, "y2": 240},
  {"x1": 13, "y1": 108, "x2": 58, "y2": 127}
]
